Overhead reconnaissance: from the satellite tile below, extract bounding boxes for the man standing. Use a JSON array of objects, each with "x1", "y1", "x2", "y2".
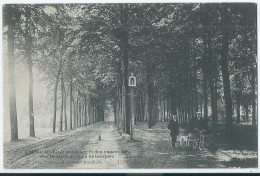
[{"x1": 168, "y1": 115, "x2": 179, "y2": 148}]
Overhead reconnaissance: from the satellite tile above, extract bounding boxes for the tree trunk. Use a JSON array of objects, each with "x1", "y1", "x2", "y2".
[
  {"x1": 60, "y1": 73, "x2": 64, "y2": 132},
  {"x1": 78, "y1": 103, "x2": 81, "y2": 127},
  {"x1": 84, "y1": 95, "x2": 87, "y2": 126},
  {"x1": 25, "y1": 6, "x2": 35, "y2": 137},
  {"x1": 167, "y1": 97, "x2": 169, "y2": 121},
  {"x1": 27, "y1": 56, "x2": 35, "y2": 137},
  {"x1": 163, "y1": 97, "x2": 166, "y2": 122},
  {"x1": 120, "y1": 4, "x2": 130, "y2": 134},
  {"x1": 208, "y1": 78, "x2": 218, "y2": 134},
  {"x1": 121, "y1": 84, "x2": 126, "y2": 131},
  {"x1": 53, "y1": 59, "x2": 62, "y2": 133},
  {"x1": 64, "y1": 87, "x2": 67, "y2": 131},
  {"x1": 142, "y1": 90, "x2": 145, "y2": 122},
  {"x1": 202, "y1": 70, "x2": 208, "y2": 120},
  {"x1": 92, "y1": 100, "x2": 95, "y2": 124},
  {"x1": 193, "y1": 71, "x2": 198, "y2": 113},
  {"x1": 116, "y1": 88, "x2": 121, "y2": 128},
  {"x1": 7, "y1": 15, "x2": 18, "y2": 141},
  {"x1": 202, "y1": 7, "x2": 218, "y2": 135},
  {"x1": 235, "y1": 89, "x2": 241, "y2": 124},
  {"x1": 147, "y1": 61, "x2": 154, "y2": 128},
  {"x1": 159, "y1": 95, "x2": 162, "y2": 121},
  {"x1": 76, "y1": 97, "x2": 78, "y2": 127},
  {"x1": 73, "y1": 98, "x2": 77, "y2": 128},
  {"x1": 70, "y1": 78, "x2": 73, "y2": 129},
  {"x1": 147, "y1": 90, "x2": 153, "y2": 128},
  {"x1": 236, "y1": 102, "x2": 240, "y2": 124},
  {"x1": 82, "y1": 103, "x2": 84, "y2": 126},
  {"x1": 220, "y1": 5, "x2": 233, "y2": 137}
]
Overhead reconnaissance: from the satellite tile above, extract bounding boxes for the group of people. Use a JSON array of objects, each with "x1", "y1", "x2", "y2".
[{"x1": 167, "y1": 113, "x2": 207, "y2": 148}]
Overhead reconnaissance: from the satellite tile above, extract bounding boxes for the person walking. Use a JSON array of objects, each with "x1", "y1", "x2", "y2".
[{"x1": 168, "y1": 115, "x2": 180, "y2": 148}]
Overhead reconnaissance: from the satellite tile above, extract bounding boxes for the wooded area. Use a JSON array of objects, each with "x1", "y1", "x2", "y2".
[{"x1": 3, "y1": 3, "x2": 257, "y2": 142}]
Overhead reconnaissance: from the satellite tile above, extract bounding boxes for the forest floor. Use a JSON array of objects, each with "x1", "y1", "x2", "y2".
[{"x1": 3, "y1": 122, "x2": 257, "y2": 169}]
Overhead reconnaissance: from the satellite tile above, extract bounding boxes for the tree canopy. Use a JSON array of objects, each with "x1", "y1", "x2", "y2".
[{"x1": 3, "y1": 3, "x2": 257, "y2": 140}]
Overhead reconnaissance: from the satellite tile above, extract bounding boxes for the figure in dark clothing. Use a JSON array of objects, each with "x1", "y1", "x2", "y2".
[
  {"x1": 192, "y1": 116, "x2": 198, "y2": 130},
  {"x1": 168, "y1": 115, "x2": 179, "y2": 148},
  {"x1": 197, "y1": 117, "x2": 204, "y2": 130},
  {"x1": 196, "y1": 112, "x2": 208, "y2": 131}
]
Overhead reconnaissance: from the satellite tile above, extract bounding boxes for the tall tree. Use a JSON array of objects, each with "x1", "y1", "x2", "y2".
[
  {"x1": 25, "y1": 5, "x2": 35, "y2": 137},
  {"x1": 120, "y1": 4, "x2": 130, "y2": 134},
  {"x1": 219, "y1": 4, "x2": 233, "y2": 137},
  {"x1": 70, "y1": 77, "x2": 73, "y2": 129},
  {"x1": 60, "y1": 70, "x2": 64, "y2": 131},
  {"x1": 4, "y1": 5, "x2": 19, "y2": 141}
]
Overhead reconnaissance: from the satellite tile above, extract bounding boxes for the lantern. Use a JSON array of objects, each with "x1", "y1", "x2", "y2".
[{"x1": 129, "y1": 72, "x2": 136, "y2": 87}]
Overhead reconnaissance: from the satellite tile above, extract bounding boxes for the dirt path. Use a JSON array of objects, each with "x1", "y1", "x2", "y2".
[
  {"x1": 70, "y1": 123, "x2": 127, "y2": 169},
  {"x1": 4, "y1": 122, "x2": 127, "y2": 169}
]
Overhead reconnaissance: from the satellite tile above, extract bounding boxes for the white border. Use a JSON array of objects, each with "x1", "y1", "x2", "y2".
[{"x1": 0, "y1": 0, "x2": 259, "y2": 173}]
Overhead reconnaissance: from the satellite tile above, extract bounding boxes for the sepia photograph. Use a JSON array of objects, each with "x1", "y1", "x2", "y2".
[{"x1": 1, "y1": 2, "x2": 258, "y2": 170}]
